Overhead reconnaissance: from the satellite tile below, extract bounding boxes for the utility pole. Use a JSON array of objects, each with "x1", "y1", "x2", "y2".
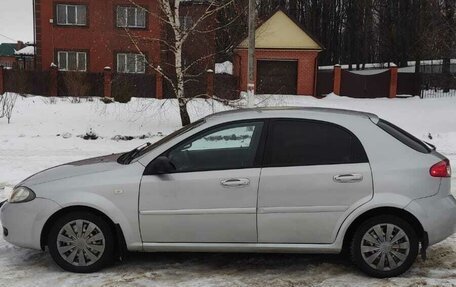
[{"x1": 246, "y1": 0, "x2": 255, "y2": 108}]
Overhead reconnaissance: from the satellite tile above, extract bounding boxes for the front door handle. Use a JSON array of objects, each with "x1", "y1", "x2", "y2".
[
  {"x1": 221, "y1": 178, "x2": 250, "y2": 187},
  {"x1": 333, "y1": 174, "x2": 363, "y2": 183}
]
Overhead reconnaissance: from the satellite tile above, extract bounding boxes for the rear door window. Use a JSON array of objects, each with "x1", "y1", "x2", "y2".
[
  {"x1": 264, "y1": 119, "x2": 368, "y2": 167},
  {"x1": 377, "y1": 119, "x2": 430, "y2": 153}
]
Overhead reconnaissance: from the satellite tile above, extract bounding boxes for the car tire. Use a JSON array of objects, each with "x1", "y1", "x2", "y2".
[
  {"x1": 47, "y1": 211, "x2": 115, "y2": 273},
  {"x1": 350, "y1": 215, "x2": 419, "y2": 278}
]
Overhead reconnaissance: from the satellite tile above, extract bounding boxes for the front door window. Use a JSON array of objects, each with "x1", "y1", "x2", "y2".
[{"x1": 167, "y1": 121, "x2": 264, "y2": 173}]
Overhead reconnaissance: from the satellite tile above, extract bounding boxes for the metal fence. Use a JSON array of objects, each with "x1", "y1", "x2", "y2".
[
  {"x1": 420, "y1": 73, "x2": 456, "y2": 98},
  {"x1": 4, "y1": 69, "x2": 50, "y2": 96},
  {"x1": 58, "y1": 72, "x2": 104, "y2": 97},
  {"x1": 112, "y1": 73, "x2": 156, "y2": 99}
]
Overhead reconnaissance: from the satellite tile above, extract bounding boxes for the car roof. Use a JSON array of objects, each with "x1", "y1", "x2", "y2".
[{"x1": 205, "y1": 107, "x2": 379, "y2": 123}]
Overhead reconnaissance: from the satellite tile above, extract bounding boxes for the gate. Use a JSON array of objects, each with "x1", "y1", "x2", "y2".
[
  {"x1": 397, "y1": 73, "x2": 420, "y2": 96},
  {"x1": 316, "y1": 70, "x2": 333, "y2": 96},
  {"x1": 340, "y1": 70, "x2": 390, "y2": 98}
]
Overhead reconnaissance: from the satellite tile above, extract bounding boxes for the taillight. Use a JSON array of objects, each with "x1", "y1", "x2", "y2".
[{"x1": 430, "y1": 159, "x2": 452, "y2": 178}]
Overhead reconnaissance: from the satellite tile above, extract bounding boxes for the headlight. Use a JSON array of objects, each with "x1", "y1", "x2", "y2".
[{"x1": 8, "y1": 186, "x2": 36, "y2": 203}]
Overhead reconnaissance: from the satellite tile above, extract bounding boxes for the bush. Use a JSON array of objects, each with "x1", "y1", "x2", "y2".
[{"x1": 113, "y1": 84, "x2": 133, "y2": 103}]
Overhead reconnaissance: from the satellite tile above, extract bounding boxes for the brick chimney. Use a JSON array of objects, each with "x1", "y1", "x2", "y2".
[{"x1": 16, "y1": 41, "x2": 25, "y2": 51}]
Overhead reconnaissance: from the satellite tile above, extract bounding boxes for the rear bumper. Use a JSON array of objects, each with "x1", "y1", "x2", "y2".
[{"x1": 405, "y1": 195, "x2": 456, "y2": 246}]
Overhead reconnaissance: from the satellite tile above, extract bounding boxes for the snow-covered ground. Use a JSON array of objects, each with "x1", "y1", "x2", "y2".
[{"x1": 1, "y1": 94, "x2": 456, "y2": 286}]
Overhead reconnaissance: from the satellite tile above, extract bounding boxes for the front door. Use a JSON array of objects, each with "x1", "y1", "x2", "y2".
[
  {"x1": 139, "y1": 121, "x2": 265, "y2": 243},
  {"x1": 258, "y1": 119, "x2": 373, "y2": 244}
]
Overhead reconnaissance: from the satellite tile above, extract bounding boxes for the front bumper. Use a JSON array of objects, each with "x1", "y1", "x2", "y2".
[
  {"x1": 405, "y1": 195, "x2": 456, "y2": 246},
  {"x1": 0, "y1": 198, "x2": 61, "y2": 250}
]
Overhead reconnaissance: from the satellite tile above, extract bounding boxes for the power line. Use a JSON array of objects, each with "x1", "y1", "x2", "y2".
[{"x1": 0, "y1": 32, "x2": 18, "y2": 43}]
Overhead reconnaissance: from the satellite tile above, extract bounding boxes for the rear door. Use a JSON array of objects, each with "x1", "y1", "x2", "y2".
[{"x1": 258, "y1": 119, "x2": 373, "y2": 244}]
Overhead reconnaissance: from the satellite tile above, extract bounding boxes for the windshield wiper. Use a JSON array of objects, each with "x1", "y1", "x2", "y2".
[{"x1": 118, "y1": 142, "x2": 151, "y2": 164}]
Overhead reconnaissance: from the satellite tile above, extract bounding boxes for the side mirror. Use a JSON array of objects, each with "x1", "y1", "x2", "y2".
[{"x1": 144, "y1": 156, "x2": 176, "y2": 175}]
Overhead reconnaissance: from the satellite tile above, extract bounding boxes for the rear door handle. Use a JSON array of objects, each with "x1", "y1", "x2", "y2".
[
  {"x1": 333, "y1": 174, "x2": 363, "y2": 183},
  {"x1": 221, "y1": 178, "x2": 250, "y2": 187}
]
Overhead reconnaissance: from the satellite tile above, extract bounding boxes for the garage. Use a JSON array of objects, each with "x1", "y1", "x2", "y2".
[
  {"x1": 234, "y1": 10, "x2": 323, "y2": 96},
  {"x1": 256, "y1": 60, "x2": 298, "y2": 95}
]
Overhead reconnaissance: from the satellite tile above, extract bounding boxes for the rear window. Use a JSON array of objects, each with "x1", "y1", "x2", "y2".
[
  {"x1": 264, "y1": 119, "x2": 369, "y2": 167},
  {"x1": 377, "y1": 119, "x2": 431, "y2": 153}
]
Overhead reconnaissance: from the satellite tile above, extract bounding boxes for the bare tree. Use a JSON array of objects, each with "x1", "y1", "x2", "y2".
[
  {"x1": 0, "y1": 70, "x2": 27, "y2": 123},
  {"x1": 0, "y1": 94, "x2": 4, "y2": 118},
  {"x1": 2, "y1": 93, "x2": 18, "y2": 124},
  {"x1": 124, "y1": 0, "x2": 238, "y2": 126}
]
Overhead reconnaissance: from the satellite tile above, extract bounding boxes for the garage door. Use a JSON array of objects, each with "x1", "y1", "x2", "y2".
[{"x1": 257, "y1": 60, "x2": 298, "y2": 95}]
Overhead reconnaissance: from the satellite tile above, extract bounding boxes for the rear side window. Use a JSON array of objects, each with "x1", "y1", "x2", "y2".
[
  {"x1": 265, "y1": 119, "x2": 368, "y2": 167},
  {"x1": 377, "y1": 119, "x2": 430, "y2": 153}
]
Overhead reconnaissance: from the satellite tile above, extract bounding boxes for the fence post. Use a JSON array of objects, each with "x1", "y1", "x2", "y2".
[
  {"x1": 49, "y1": 63, "x2": 58, "y2": 97},
  {"x1": 333, "y1": 64, "x2": 341, "y2": 95},
  {"x1": 155, "y1": 66, "x2": 163, "y2": 99},
  {"x1": 389, "y1": 64, "x2": 398, "y2": 98},
  {"x1": 207, "y1": 69, "x2": 214, "y2": 98},
  {"x1": 103, "y1": 67, "x2": 112, "y2": 98},
  {"x1": 0, "y1": 66, "x2": 4, "y2": 95}
]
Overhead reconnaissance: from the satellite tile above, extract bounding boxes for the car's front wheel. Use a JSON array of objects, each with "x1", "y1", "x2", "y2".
[
  {"x1": 351, "y1": 215, "x2": 419, "y2": 278},
  {"x1": 48, "y1": 211, "x2": 114, "y2": 273}
]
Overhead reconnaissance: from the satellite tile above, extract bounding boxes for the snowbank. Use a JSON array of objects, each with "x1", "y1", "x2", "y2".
[
  {"x1": 215, "y1": 61, "x2": 233, "y2": 75},
  {"x1": 1, "y1": 94, "x2": 456, "y2": 286}
]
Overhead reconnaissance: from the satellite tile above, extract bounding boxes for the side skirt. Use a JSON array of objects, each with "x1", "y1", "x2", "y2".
[{"x1": 142, "y1": 243, "x2": 341, "y2": 254}]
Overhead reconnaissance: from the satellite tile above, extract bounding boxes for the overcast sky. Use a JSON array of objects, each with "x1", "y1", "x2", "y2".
[{"x1": 0, "y1": 0, "x2": 34, "y2": 44}]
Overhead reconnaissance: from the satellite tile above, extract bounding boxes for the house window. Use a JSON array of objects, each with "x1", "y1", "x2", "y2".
[
  {"x1": 117, "y1": 6, "x2": 146, "y2": 28},
  {"x1": 179, "y1": 16, "x2": 193, "y2": 30},
  {"x1": 117, "y1": 53, "x2": 146, "y2": 74},
  {"x1": 57, "y1": 51, "x2": 87, "y2": 71},
  {"x1": 56, "y1": 4, "x2": 87, "y2": 26}
]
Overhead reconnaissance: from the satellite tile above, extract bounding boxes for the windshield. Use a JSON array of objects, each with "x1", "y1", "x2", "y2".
[{"x1": 131, "y1": 119, "x2": 206, "y2": 160}]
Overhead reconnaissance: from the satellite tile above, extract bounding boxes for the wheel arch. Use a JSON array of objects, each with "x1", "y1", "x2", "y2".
[
  {"x1": 341, "y1": 206, "x2": 426, "y2": 252},
  {"x1": 40, "y1": 205, "x2": 127, "y2": 257}
]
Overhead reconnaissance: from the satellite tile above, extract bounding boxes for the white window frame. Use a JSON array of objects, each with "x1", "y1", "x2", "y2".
[
  {"x1": 57, "y1": 51, "x2": 87, "y2": 72},
  {"x1": 117, "y1": 53, "x2": 146, "y2": 74},
  {"x1": 116, "y1": 6, "x2": 146, "y2": 28},
  {"x1": 179, "y1": 16, "x2": 193, "y2": 30},
  {"x1": 56, "y1": 4, "x2": 87, "y2": 26}
]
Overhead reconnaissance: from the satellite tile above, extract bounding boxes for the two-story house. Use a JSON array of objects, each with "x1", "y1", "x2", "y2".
[
  {"x1": 34, "y1": 0, "x2": 163, "y2": 73},
  {"x1": 33, "y1": 0, "x2": 216, "y2": 97}
]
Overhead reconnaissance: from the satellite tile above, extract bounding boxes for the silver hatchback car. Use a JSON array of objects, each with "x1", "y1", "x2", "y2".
[{"x1": 1, "y1": 108, "x2": 455, "y2": 277}]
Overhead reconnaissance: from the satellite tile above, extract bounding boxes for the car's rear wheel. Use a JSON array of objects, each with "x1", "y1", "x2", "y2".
[
  {"x1": 48, "y1": 211, "x2": 114, "y2": 273},
  {"x1": 351, "y1": 215, "x2": 419, "y2": 278}
]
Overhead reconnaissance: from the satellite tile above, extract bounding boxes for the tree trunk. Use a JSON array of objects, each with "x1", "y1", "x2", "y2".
[
  {"x1": 175, "y1": 36, "x2": 190, "y2": 126},
  {"x1": 178, "y1": 97, "x2": 191, "y2": 126},
  {"x1": 442, "y1": 58, "x2": 451, "y2": 93}
]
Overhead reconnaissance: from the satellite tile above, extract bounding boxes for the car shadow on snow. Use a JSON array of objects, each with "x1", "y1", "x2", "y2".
[{"x1": 114, "y1": 251, "x2": 356, "y2": 277}]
